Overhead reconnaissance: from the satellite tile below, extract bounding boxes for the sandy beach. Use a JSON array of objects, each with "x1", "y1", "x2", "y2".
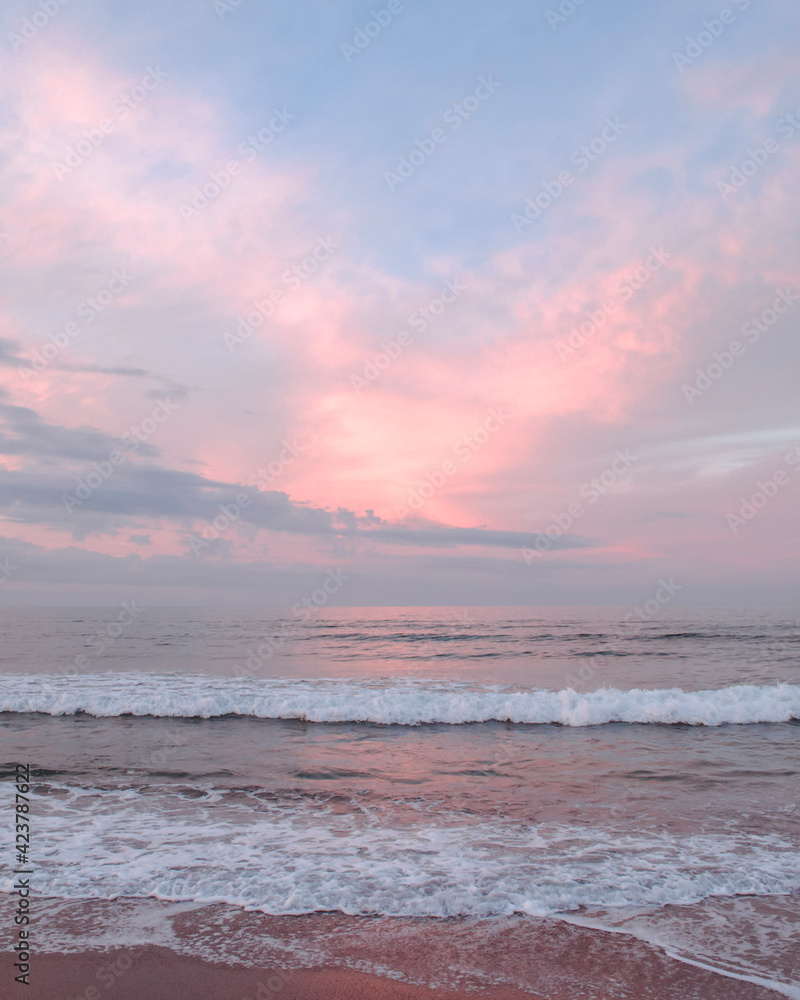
[
  {"x1": 26, "y1": 938, "x2": 784, "y2": 1000},
  {"x1": 10, "y1": 900, "x2": 788, "y2": 1000}
]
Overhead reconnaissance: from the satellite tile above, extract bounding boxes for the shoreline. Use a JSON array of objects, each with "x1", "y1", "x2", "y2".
[
  {"x1": 6, "y1": 899, "x2": 792, "y2": 1000},
  {"x1": 18, "y1": 948, "x2": 542, "y2": 1000},
  {"x1": 19, "y1": 943, "x2": 789, "y2": 1000}
]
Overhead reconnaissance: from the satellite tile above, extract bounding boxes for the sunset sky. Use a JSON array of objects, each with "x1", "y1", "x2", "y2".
[{"x1": 1, "y1": 0, "x2": 799, "y2": 606}]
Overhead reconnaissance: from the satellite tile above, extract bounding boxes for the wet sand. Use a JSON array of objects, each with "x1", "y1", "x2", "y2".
[{"x1": 15, "y1": 904, "x2": 788, "y2": 1000}]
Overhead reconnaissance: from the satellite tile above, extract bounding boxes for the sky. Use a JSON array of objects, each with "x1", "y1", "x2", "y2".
[{"x1": 0, "y1": 0, "x2": 799, "y2": 607}]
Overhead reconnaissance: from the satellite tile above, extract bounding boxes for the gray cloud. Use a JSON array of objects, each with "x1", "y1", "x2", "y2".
[
  {"x1": 0, "y1": 339, "x2": 28, "y2": 366},
  {"x1": 62, "y1": 363, "x2": 152, "y2": 378},
  {"x1": 0, "y1": 336, "x2": 189, "y2": 400},
  {"x1": 0, "y1": 395, "x2": 160, "y2": 462},
  {"x1": 0, "y1": 534, "x2": 544, "y2": 594},
  {"x1": 0, "y1": 463, "x2": 594, "y2": 552},
  {"x1": 0, "y1": 534, "x2": 687, "y2": 610},
  {"x1": 0, "y1": 401, "x2": 596, "y2": 553},
  {"x1": 353, "y1": 524, "x2": 592, "y2": 551}
]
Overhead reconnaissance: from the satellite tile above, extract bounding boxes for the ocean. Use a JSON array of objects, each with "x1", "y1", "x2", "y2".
[{"x1": 1, "y1": 606, "x2": 799, "y2": 997}]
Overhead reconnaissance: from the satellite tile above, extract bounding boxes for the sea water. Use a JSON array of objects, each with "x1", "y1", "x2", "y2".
[{"x1": 1, "y1": 606, "x2": 798, "y2": 995}]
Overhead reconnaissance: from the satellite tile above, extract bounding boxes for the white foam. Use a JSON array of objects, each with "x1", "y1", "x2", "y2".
[
  {"x1": 1, "y1": 673, "x2": 799, "y2": 726},
  {"x1": 562, "y1": 911, "x2": 800, "y2": 1000},
  {"x1": 3, "y1": 784, "x2": 800, "y2": 919}
]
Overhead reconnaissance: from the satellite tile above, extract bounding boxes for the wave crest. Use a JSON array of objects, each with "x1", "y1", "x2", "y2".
[{"x1": 1, "y1": 674, "x2": 799, "y2": 726}]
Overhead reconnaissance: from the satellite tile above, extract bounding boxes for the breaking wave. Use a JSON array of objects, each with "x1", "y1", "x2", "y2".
[{"x1": 2, "y1": 674, "x2": 799, "y2": 726}]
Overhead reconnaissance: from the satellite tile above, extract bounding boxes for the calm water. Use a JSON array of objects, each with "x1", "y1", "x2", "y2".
[{"x1": 1, "y1": 606, "x2": 799, "y2": 995}]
